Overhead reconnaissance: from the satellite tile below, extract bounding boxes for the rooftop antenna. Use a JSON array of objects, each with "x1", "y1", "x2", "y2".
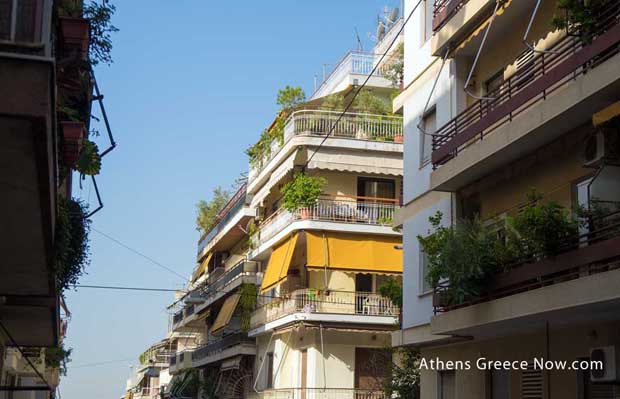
[
  {"x1": 386, "y1": 7, "x2": 400, "y2": 24},
  {"x1": 314, "y1": 75, "x2": 318, "y2": 91},
  {"x1": 354, "y1": 27, "x2": 364, "y2": 52},
  {"x1": 376, "y1": 15, "x2": 386, "y2": 41}
]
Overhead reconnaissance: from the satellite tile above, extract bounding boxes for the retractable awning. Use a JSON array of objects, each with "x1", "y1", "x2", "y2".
[
  {"x1": 306, "y1": 231, "x2": 402, "y2": 274},
  {"x1": 211, "y1": 294, "x2": 241, "y2": 333},
  {"x1": 260, "y1": 233, "x2": 299, "y2": 293},
  {"x1": 191, "y1": 252, "x2": 213, "y2": 282}
]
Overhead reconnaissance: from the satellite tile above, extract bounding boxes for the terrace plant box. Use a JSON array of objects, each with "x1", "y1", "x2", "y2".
[
  {"x1": 61, "y1": 121, "x2": 85, "y2": 168},
  {"x1": 58, "y1": 17, "x2": 90, "y2": 59}
]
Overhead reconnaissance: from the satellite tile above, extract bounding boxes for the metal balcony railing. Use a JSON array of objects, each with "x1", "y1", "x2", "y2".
[
  {"x1": 433, "y1": 0, "x2": 470, "y2": 32},
  {"x1": 251, "y1": 196, "x2": 399, "y2": 249},
  {"x1": 432, "y1": 3, "x2": 620, "y2": 167},
  {"x1": 191, "y1": 332, "x2": 254, "y2": 363},
  {"x1": 198, "y1": 260, "x2": 258, "y2": 299},
  {"x1": 250, "y1": 110, "x2": 403, "y2": 176},
  {"x1": 250, "y1": 289, "x2": 400, "y2": 329},
  {"x1": 172, "y1": 310, "x2": 183, "y2": 325},
  {"x1": 433, "y1": 210, "x2": 620, "y2": 313},
  {"x1": 197, "y1": 184, "x2": 247, "y2": 254},
  {"x1": 250, "y1": 388, "x2": 386, "y2": 399}
]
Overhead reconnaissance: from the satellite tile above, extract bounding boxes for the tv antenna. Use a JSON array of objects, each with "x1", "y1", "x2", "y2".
[{"x1": 354, "y1": 27, "x2": 364, "y2": 52}]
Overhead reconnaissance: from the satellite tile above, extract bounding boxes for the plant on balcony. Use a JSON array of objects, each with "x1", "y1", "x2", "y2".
[
  {"x1": 384, "y1": 43, "x2": 404, "y2": 89},
  {"x1": 354, "y1": 89, "x2": 389, "y2": 115},
  {"x1": 320, "y1": 93, "x2": 345, "y2": 111},
  {"x1": 378, "y1": 276, "x2": 402, "y2": 307},
  {"x1": 383, "y1": 347, "x2": 421, "y2": 399},
  {"x1": 195, "y1": 187, "x2": 231, "y2": 234},
  {"x1": 281, "y1": 173, "x2": 326, "y2": 217},
  {"x1": 276, "y1": 85, "x2": 306, "y2": 110},
  {"x1": 54, "y1": 197, "x2": 91, "y2": 293},
  {"x1": 552, "y1": 0, "x2": 606, "y2": 43},
  {"x1": 377, "y1": 215, "x2": 394, "y2": 226},
  {"x1": 239, "y1": 283, "x2": 258, "y2": 331},
  {"x1": 246, "y1": 220, "x2": 259, "y2": 250},
  {"x1": 76, "y1": 138, "x2": 102, "y2": 176},
  {"x1": 45, "y1": 343, "x2": 73, "y2": 376}
]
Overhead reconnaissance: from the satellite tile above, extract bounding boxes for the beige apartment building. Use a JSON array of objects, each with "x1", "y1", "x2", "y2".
[{"x1": 395, "y1": 0, "x2": 620, "y2": 398}]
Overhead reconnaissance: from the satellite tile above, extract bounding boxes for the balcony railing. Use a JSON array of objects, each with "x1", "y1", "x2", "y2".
[
  {"x1": 172, "y1": 310, "x2": 183, "y2": 325},
  {"x1": 198, "y1": 260, "x2": 258, "y2": 299},
  {"x1": 250, "y1": 289, "x2": 399, "y2": 329},
  {"x1": 433, "y1": 211, "x2": 620, "y2": 313},
  {"x1": 197, "y1": 184, "x2": 247, "y2": 253},
  {"x1": 133, "y1": 387, "x2": 161, "y2": 399},
  {"x1": 433, "y1": 0, "x2": 470, "y2": 32},
  {"x1": 432, "y1": 3, "x2": 620, "y2": 167},
  {"x1": 250, "y1": 388, "x2": 386, "y2": 399},
  {"x1": 312, "y1": 51, "x2": 389, "y2": 99},
  {"x1": 191, "y1": 332, "x2": 254, "y2": 363},
  {"x1": 252, "y1": 196, "x2": 399, "y2": 249},
  {"x1": 251, "y1": 110, "x2": 403, "y2": 176}
]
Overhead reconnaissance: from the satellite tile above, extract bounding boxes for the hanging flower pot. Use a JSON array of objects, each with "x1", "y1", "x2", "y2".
[
  {"x1": 394, "y1": 134, "x2": 404, "y2": 143},
  {"x1": 298, "y1": 207, "x2": 314, "y2": 220},
  {"x1": 58, "y1": 17, "x2": 90, "y2": 59},
  {"x1": 61, "y1": 121, "x2": 85, "y2": 168}
]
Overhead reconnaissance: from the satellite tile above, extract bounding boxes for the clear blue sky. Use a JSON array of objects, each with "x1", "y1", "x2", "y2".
[{"x1": 61, "y1": 1, "x2": 400, "y2": 398}]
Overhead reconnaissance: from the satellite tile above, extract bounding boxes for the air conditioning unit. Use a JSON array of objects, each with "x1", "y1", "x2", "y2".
[
  {"x1": 184, "y1": 291, "x2": 205, "y2": 305},
  {"x1": 590, "y1": 346, "x2": 619, "y2": 382},
  {"x1": 583, "y1": 127, "x2": 620, "y2": 167}
]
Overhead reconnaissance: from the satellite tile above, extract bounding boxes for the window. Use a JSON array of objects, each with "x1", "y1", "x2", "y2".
[
  {"x1": 484, "y1": 70, "x2": 505, "y2": 112},
  {"x1": 420, "y1": 107, "x2": 436, "y2": 167},
  {"x1": 419, "y1": 249, "x2": 432, "y2": 294},
  {"x1": 520, "y1": 362, "x2": 543, "y2": 399},
  {"x1": 266, "y1": 352, "x2": 274, "y2": 389},
  {"x1": 424, "y1": 0, "x2": 434, "y2": 42},
  {"x1": 490, "y1": 369, "x2": 510, "y2": 399},
  {"x1": 438, "y1": 370, "x2": 455, "y2": 399},
  {"x1": 357, "y1": 177, "x2": 396, "y2": 200}
]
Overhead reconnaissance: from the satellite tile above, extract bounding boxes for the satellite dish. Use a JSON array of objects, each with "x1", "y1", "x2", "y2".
[{"x1": 377, "y1": 22, "x2": 386, "y2": 41}]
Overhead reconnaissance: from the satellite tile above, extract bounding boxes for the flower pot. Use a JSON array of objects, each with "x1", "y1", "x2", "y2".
[
  {"x1": 299, "y1": 207, "x2": 313, "y2": 220},
  {"x1": 394, "y1": 134, "x2": 404, "y2": 143},
  {"x1": 61, "y1": 121, "x2": 85, "y2": 168},
  {"x1": 59, "y1": 17, "x2": 90, "y2": 59}
]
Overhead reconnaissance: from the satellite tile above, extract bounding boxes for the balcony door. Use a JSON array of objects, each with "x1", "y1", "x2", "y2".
[
  {"x1": 357, "y1": 177, "x2": 395, "y2": 223},
  {"x1": 355, "y1": 348, "x2": 390, "y2": 391},
  {"x1": 355, "y1": 274, "x2": 373, "y2": 313}
]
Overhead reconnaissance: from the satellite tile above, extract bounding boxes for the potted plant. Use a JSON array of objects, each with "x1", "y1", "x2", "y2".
[
  {"x1": 61, "y1": 121, "x2": 85, "y2": 168},
  {"x1": 59, "y1": 17, "x2": 90, "y2": 59},
  {"x1": 394, "y1": 134, "x2": 404, "y2": 143},
  {"x1": 281, "y1": 173, "x2": 326, "y2": 219}
]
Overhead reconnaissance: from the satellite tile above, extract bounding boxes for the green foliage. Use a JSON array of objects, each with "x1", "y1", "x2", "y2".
[
  {"x1": 195, "y1": 187, "x2": 231, "y2": 234},
  {"x1": 239, "y1": 283, "x2": 258, "y2": 331},
  {"x1": 45, "y1": 343, "x2": 72, "y2": 376},
  {"x1": 320, "y1": 93, "x2": 345, "y2": 111},
  {"x1": 377, "y1": 216, "x2": 394, "y2": 225},
  {"x1": 55, "y1": 197, "x2": 91, "y2": 293},
  {"x1": 378, "y1": 277, "x2": 402, "y2": 307},
  {"x1": 354, "y1": 89, "x2": 389, "y2": 114},
  {"x1": 507, "y1": 190, "x2": 579, "y2": 258},
  {"x1": 418, "y1": 212, "x2": 505, "y2": 305},
  {"x1": 383, "y1": 347, "x2": 421, "y2": 399},
  {"x1": 76, "y1": 139, "x2": 101, "y2": 175},
  {"x1": 246, "y1": 220, "x2": 259, "y2": 250},
  {"x1": 276, "y1": 85, "x2": 306, "y2": 110},
  {"x1": 281, "y1": 174, "x2": 326, "y2": 212},
  {"x1": 552, "y1": 0, "x2": 606, "y2": 42},
  {"x1": 384, "y1": 43, "x2": 404, "y2": 88},
  {"x1": 84, "y1": 0, "x2": 119, "y2": 66}
]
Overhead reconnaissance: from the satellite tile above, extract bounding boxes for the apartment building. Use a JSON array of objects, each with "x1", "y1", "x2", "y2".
[
  {"x1": 246, "y1": 18, "x2": 405, "y2": 399},
  {"x1": 0, "y1": 0, "x2": 107, "y2": 396},
  {"x1": 395, "y1": 0, "x2": 620, "y2": 398},
  {"x1": 165, "y1": 183, "x2": 261, "y2": 398},
  {"x1": 124, "y1": 339, "x2": 176, "y2": 399}
]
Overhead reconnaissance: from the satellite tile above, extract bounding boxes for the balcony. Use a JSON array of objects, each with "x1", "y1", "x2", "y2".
[
  {"x1": 251, "y1": 196, "x2": 400, "y2": 253},
  {"x1": 0, "y1": 0, "x2": 53, "y2": 57},
  {"x1": 190, "y1": 332, "x2": 255, "y2": 367},
  {"x1": 431, "y1": 3, "x2": 620, "y2": 183},
  {"x1": 197, "y1": 184, "x2": 254, "y2": 259},
  {"x1": 133, "y1": 387, "x2": 161, "y2": 399},
  {"x1": 433, "y1": 0, "x2": 469, "y2": 32},
  {"x1": 249, "y1": 110, "x2": 403, "y2": 180},
  {"x1": 249, "y1": 289, "x2": 399, "y2": 336},
  {"x1": 249, "y1": 388, "x2": 386, "y2": 399},
  {"x1": 311, "y1": 51, "x2": 392, "y2": 100}
]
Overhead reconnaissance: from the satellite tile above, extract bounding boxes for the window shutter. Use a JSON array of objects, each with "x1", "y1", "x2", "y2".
[{"x1": 521, "y1": 362, "x2": 543, "y2": 399}]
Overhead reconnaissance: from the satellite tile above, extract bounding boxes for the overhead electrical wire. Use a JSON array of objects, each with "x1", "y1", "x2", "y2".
[{"x1": 304, "y1": 0, "x2": 425, "y2": 168}]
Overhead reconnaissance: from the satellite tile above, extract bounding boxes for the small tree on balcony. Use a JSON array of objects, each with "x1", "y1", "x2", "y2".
[
  {"x1": 195, "y1": 187, "x2": 231, "y2": 234},
  {"x1": 276, "y1": 85, "x2": 306, "y2": 110},
  {"x1": 281, "y1": 173, "x2": 326, "y2": 212},
  {"x1": 383, "y1": 347, "x2": 421, "y2": 399},
  {"x1": 552, "y1": 0, "x2": 607, "y2": 43}
]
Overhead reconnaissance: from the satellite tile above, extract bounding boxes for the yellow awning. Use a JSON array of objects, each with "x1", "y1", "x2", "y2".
[
  {"x1": 191, "y1": 252, "x2": 213, "y2": 282},
  {"x1": 260, "y1": 233, "x2": 299, "y2": 293},
  {"x1": 211, "y1": 294, "x2": 240, "y2": 333},
  {"x1": 306, "y1": 231, "x2": 402, "y2": 274},
  {"x1": 593, "y1": 102, "x2": 620, "y2": 126}
]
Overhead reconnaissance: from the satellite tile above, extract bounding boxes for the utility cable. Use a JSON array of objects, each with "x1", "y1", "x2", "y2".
[
  {"x1": 74, "y1": 284, "x2": 183, "y2": 293},
  {"x1": 523, "y1": 0, "x2": 559, "y2": 54},
  {"x1": 304, "y1": 0, "x2": 424, "y2": 168},
  {"x1": 417, "y1": 47, "x2": 451, "y2": 137},
  {"x1": 92, "y1": 228, "x2": 188, "y2": 281}
]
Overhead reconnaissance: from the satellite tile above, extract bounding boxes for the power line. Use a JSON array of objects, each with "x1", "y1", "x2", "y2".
[
  {"x1": 304, "y1": 0, "x2": 423, "y2": 168},
  {"x1": 69, "y1": 358, "x2": 135, "y2": 369},
  {"x1": 74, "y1": 284, "x2": 183, "y2": 293},
  {"x1": 92, "y1": 228, "x2": 188, "y2": 281}
]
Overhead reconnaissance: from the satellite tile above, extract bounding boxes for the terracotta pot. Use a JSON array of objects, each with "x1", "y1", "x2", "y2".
[
  {"x1": 394, "y1": 134, "x2": 404, "y2": 143},
  {"x1": 299, "y1": 208, "x2": 313, "y2": 220},
  {"x1": 59, "y1": 17, "x2": 90, "y2": 59},
  {"x1": 61, "y1": 121, "x2": 85, "y2": 168}
]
